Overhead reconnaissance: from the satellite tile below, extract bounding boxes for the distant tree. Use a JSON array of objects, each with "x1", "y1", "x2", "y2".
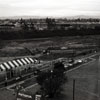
[{"x1": 46, "y1": 18, "x2": 56, "y2": 30}]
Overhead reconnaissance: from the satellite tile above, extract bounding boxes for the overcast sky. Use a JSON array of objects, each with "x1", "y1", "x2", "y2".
[{"x1": 0, "y1": 0, "x2": 100, "y2": 17}]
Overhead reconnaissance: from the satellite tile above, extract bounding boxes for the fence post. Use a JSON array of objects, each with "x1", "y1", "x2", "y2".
[{"x1": 73, "y1": 79, "x2": 75, "y2": 100}]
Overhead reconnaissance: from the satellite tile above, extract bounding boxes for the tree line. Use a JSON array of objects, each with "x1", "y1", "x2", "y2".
[{"x1": 0, "y1": 28, "x2": 100, "y2": 40}]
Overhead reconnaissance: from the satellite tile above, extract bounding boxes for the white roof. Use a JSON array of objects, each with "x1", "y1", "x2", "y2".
[
  {"x1": 13, "y1": 60, "x2": 19, "y2": 67},
  {"x1": 21, "y1": 59, "x2": 27, "y2": 65},
  {"x1": 29, "y1": 58, "x2": 34, "y2": 63},
  {"x1": 24, "y1": 58, "x2": 31, "y2": 63},
  {"x1": 0, "y1": 57, "x2": 37, "y2": 71},
  {"x1": 17, "y1": 59, "x2": 23, "y2": 66},
  {"x1": 0, "y1": 64, "x2": 6, "y2": 71},
  {"x1": 8, "y1": 61, "x2": 15, "y2": 68},
  {"x1": 3, "y1": 62, "x2": 10, "y2": 69}
]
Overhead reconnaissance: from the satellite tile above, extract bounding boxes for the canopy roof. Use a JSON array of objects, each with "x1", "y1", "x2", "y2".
[{"x1": 0, "y1": 57, "x2": 37, "y2": 71}]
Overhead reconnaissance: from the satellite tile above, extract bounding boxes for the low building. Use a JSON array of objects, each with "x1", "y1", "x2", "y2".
[
  {"x1": 0, "y1": 24, "x2": 15, "y2": 31},
  {"x1": 34, "y1": 23, "x2": 48, "y2": 30},
  {"x1": 0, "y1": 57, "x2": 40, "y2": 81}
]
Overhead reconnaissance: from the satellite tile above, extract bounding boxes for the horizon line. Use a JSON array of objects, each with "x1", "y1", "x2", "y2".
[{"x1": 0, "y1": 15, "x2": 100, "y2": 19}]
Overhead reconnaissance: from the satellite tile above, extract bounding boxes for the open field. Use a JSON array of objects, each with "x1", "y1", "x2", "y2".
[
  {"x1": 0, "y1": 35, "x2": 99, "y2": 62},
  {"x1": 64, "y1": 57, "x2": 100, "y2": 100},
  {"x1": 0, "y1": 35, "x2": 99, "y2": 49}
]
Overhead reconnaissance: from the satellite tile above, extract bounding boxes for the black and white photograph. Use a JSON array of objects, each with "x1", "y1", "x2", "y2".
[{"x1": 0, "y1": 0, "x2": 100, "y2": 100}]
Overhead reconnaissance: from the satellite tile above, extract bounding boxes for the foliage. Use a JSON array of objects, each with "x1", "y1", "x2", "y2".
[
  {"x1": 0, "y1": 28, "x2": 100, "y2": 40},
  {"x1": 54, "y1": 62, "x2": 65, "y2": 73},
  {"x1": 36, "y1": 62, "x2": 67, "y2": 98}
]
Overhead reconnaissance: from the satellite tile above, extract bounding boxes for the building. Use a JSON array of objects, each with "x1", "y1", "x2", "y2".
[
  {"x1": 0, "y1": 57, "x2": 40, "y2": 81},
  {"x1": 0, "y1": 24, "x2": 15, "y2": 31}
]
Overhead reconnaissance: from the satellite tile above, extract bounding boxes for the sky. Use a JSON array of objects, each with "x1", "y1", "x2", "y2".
[{"x1": 0, "y1": 0, "x2": 100, "y2": 17}]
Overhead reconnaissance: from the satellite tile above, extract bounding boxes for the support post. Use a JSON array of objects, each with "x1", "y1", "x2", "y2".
[{"x1": 73, "y1": 79, "x2": 75, "y2": 100}]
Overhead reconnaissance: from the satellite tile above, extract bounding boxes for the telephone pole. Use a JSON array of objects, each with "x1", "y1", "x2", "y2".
[{"x1": 73, "y1": 79, "x2": 75, "y2": 100}]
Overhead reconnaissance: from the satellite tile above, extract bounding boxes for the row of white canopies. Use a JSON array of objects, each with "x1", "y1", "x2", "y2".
[{"x1": 0, "y1": 57, "x2": 39, "y2": 71}]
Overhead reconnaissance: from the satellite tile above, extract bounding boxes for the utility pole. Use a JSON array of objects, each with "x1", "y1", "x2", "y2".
[{"x1": 73, "y1": 79, "x2": 75, "y2": 100}]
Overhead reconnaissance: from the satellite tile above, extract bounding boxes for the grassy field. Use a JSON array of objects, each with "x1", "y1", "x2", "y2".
[
  {"x1": 0, "y1": 35, "x2": 99, "y2": 58},
  {"x1": 64, "y1": 57, "x2": 100, "y2": 100}
]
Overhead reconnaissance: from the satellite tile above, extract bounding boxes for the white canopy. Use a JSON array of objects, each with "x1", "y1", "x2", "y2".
[{"x1": 0, "y1": 57, "x2": 37, "y2": 71}]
